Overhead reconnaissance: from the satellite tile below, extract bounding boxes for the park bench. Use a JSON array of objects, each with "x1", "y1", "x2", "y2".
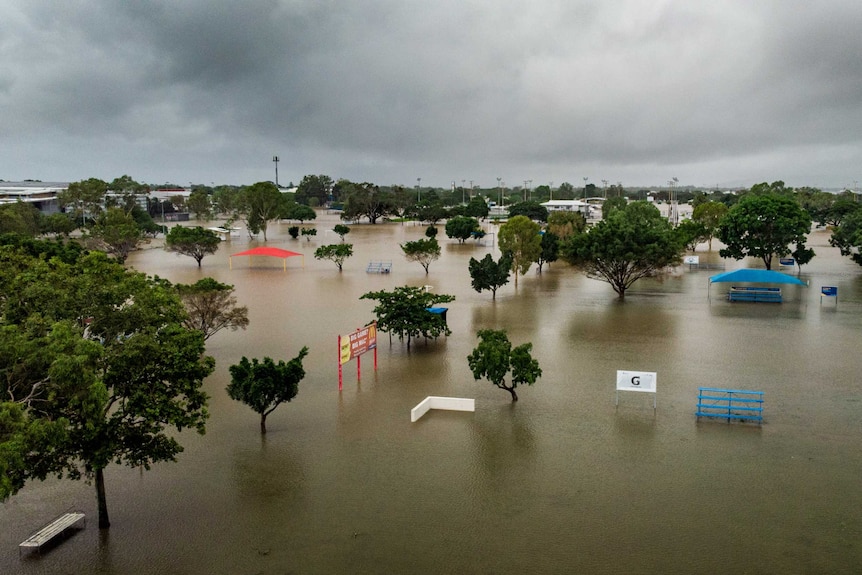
[
  {"x1": 19, "y1": 512, "x2": 86, "y2": 555},
  {"x1": 696, "y1": 388, "x2": 764, "y2": 424},
  {"x1": 366, "y1": 260, "x2": 392, "y2": 273},
  {"x1": 727, "y1": 286, "x2": 782, "y2": 303}
]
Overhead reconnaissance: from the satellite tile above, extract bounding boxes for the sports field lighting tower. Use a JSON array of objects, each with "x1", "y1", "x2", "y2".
[{"x1": 272, "y1": 156, "x2": 280, "y2": 187}]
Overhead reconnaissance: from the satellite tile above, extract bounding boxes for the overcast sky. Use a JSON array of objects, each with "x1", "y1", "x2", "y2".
[{"x1": 2, "y1": 1, "x2": 861, "y2": 190}]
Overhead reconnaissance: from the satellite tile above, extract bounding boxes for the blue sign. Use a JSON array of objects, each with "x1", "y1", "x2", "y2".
[
  {"x1": 821, "y1": 286, "x2": 838, "y2": 297},
  {"x1": 779, "y1": 258, "x2": 796, "y2": 266}
]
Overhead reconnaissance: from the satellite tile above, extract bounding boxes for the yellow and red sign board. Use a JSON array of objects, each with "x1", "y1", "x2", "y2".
[{"x1": 339, "y1": 323, "x2": 377, "y2": 365}]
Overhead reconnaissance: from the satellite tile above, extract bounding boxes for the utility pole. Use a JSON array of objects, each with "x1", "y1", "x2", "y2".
[{"x1": 272, "y1": 156, "x2": 279, "y2": 188}]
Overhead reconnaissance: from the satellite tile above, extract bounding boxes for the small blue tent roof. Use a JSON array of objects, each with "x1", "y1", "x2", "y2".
[{"x1": 709, "y1": 269, "x2": 807, "y2": 286}]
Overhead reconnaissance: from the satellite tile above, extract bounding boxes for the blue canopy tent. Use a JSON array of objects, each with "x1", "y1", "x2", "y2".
[{"x1": 708, "y1": 269, "x2": 808, "y2": 301}]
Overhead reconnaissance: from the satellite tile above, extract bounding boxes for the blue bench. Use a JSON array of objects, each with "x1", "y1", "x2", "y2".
[
  {"x1": 727, "y1": 287, "x2": 782, "y2": 303},
  {"x1": 696, "y1": 388, "x2": 763, "y2": 424}
]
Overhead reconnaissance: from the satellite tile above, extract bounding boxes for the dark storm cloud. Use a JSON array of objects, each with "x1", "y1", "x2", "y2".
[{"x1": 1, "y1": 0, "x2": 861, "y2": 188}]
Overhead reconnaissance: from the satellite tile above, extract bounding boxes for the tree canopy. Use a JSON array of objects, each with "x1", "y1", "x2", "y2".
[
  {"x1": 829, "y1": 208, "x2": 862, "y2": 266},
  {"x1": 691, "y1": 201, "x2": 728, "y2": 250},
  {"x1": 0, "y1": 249, "x2": 214, "y2": 528},
  {"x1": 240, "y1": 181, "x2": 287, "y2": 240},
  {"x1": 360, "y1": 286, "x2": 455, "y2": 348},
  {"x1": 498, "y1": 215, "x2": 542, "y2": 286},
  {"x1": 445, "y1": 215, "x2": 481, "y2": 243},
  {"x1": 175, "y1": 277, "x2": 250, "y2": 341},
  {"x1": 467, "y1": 329, "x2": 542, "y2": 402},
  {"x1": 468, "y1": 253, "x2": 512, "y2": 299},
  {"x1": 227, "y1": 348, "x2": 309, "y2": 434},
  {"x1": 314, "y1": 243, "x2": 353, "y2": 271},
  {"x1": 88, "y1": 206, "x2": 144, "y2": 263},
  {"x1": 165, "y1": 225, "x2": 221, "y2": 267},
  {"x1": 560, "y1": 201, "x2": 683, "y2": 299},
  {"x1": 507, "y1": 201, "x2": 549, "y2": 222},
  {"x1": 401, "y1": 237, "x2": 441, "y2": 273},
  {"x1": 717, "y1": 193, "x2": 814, "y2": 270}
]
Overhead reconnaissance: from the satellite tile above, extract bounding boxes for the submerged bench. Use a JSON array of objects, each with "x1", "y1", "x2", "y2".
[
  {"x1": 696, "y1": 388, "x2": 764, "y2": 424},
  {"x1": 19, "y1": 512, "x2": 86, "y2": 555},
  {"x1": 366, "y1": 260, "x2": 392, "y2": 273},
  {"x1": 411, "y1": 396, "x2": 475, "y2": 422},
  {"x1": 727, "y1": 286, "x2": 782, "y2": 303}
]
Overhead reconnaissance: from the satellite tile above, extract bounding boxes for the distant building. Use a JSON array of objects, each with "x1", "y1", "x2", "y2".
[
  {"x1": 541, "y1": 199, "x2": 597, "y2": 218},
  {"x1": 0, "y1": 182, "x2": 67, "y2": 215}
]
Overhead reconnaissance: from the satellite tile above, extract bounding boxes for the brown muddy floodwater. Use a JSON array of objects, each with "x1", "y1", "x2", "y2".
[{"x1": 2, "y1": 214, "x2": 862, "y2": 574}]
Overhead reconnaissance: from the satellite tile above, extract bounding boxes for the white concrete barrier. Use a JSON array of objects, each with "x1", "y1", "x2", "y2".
[{"x1": 410, "y1": 396, "x2": 475, "y2": 422}]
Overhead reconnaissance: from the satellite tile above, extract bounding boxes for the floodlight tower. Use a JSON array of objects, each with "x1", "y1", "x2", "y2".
[{"x1": 272, "y1": 156, "x2": 280, "y2": 187}]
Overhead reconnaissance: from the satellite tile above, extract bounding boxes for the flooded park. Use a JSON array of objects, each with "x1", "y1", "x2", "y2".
[{"x1": 2, "y1": 212, "x2": 861, "y2": 574}]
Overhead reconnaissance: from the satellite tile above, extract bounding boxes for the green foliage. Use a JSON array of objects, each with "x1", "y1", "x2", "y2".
[
  {"x1": 332, "y1": 224, "x2": 351, "y2": 241},
  {"x1": 601, "y1": 197, "x2": 628, "y2": 220},
  {"x1": 340, "y1": 181, "x2": 393, "y2": 224},
  {"x1": 401, "y1": 237, "x2": 441, "y2": 273},
  {"x1": 416, "y1": 202, "x2": 448, "y2": 225},
  {"x1": 301, "y1": 228, "x2": 317, "y2": 241},
  {"x1": 187, "y1": 189, "x2": 213, "y2": 221},
  {"x1": 288, "y1": 226, "x2": 300, "y2": 239},
  {"x1": 88, "y1": 207, "x2": 143, "y2": 263},
  {"x1": 296, "y1": 174, "x2": 334, "y2": 206},
  {"x1": 40, "y1": 213, "x2": 77, "y2": 237},
  {"x1": 498, "y1": 215, "x2": 542, "y2": 286},
  {"x1": 314, "y1": 243, "x2": 353, "y2": 271},
  {"x1": 282, "y1": 203, "x2": 317, "y2": 222},
  {"x1": 165, "y1": 226, "x2": 221, "y2": 267},
  {"x1": 0, "y1": 202, "x2": 41, "y2": 236},
  {"x1": 674, "y1": 219, "x2": 708, "y2": 252},
  {"x1": 0, "y1": 234, "x2": 86, "y2": 263},
  {"x1": 0, "y1": 250, "x2": 214, "y2": 527},
  {"x1": 445, "y1": 216, "x2": 481, "y2": 243},
  {"x1": 829, "y1": 209, "x2": 862, "y2": 266},
  {"x1": 59, "y1": 178, "x2": 108, "y2": 222},
  {"x1": 536, "y1": 231, "x2": 559, "y2": 272},
  {"x1": 717, "y1": 193, "x2": 814, "y2": 269},
  {"x1": 507, "y1": 200, "x2": 549, "y2": 222},
  {"x1": 547, "y1": 211, "x2": 586, "y2": 239},
  {"x1": 425, "y1": 225, "x2": 438, "y2": 238},
  {"x1": 241, "y1": 181, "x2": 287, "y2": 240},
  {"x1": 467, "y1": 329, "x2": 542, "y2": 402},
  {"x1": 227, "y1": 348, "x2": 308, "y2": 434},
  {"x1": 360, "y1": 286, "x2": 455, "y2": 348},
  {"x1": 561, "y1": 201, "x2": 683, "y2": 299},
  {"x1": 468, "y1": 253, "x2": 512, "y2": 299},
  {"x1": 175, "y1": 278, "x2": 249, "y2": 341},
  {"x1": 691, "y1": 201, "x2": 728, "y2": 250},
  {"x1": 464, "y1": 195, "x2": 490, "y2": 220}
]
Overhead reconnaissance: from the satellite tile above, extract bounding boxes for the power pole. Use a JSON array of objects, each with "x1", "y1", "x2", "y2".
[{"x1": 272, "y1": 156, "x2": 280, "y2": 188}]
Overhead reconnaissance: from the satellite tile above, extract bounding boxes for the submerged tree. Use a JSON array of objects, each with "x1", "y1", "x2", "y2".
[
  {"x1": 165, "y1": 225, "x2": 221, "y2": 267},
  {"x1": 227, "y1": 348, "x2": 309, "y2": 434},
  {"x1": 401, "y1": 237, "x2": 441, "y2": 273},
  {"x1": 717, "y1": 193, "x2": 814, "y2": 270},
  {"x1": 467, "y1": 329, "x2": 542, "y2": 402},
  {"x1": 175, "y1": 278, "x2": 250, "y2": 341},
  {"x1": 314, "y1": 243, "x2": 353, "y2": 271},
  {"x1": 468, "y1": 253, "x2": 512, "y2": 299},
  {"x1": 498, "y1": 215, "x2": 542, "y2": 286},
  {"x1": 360, "y1": 286, "x2": 455, "y2": 348},
  {"x1": 0, "y1": 250, "x2": 214, "y2": 528},
  {"x1": 561, "y1": 201, "x2": 683, "y2": 299}
]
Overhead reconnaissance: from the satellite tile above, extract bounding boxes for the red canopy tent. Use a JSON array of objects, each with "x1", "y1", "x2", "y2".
[{"x1": 229, "y1": 247, "x2": 304, "y2": 271}]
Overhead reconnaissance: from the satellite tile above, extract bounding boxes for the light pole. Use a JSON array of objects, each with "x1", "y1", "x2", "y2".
[
  {"x1": 549, "y1": 181, "x2": 554, "y2": 201},
  {"x1": 583, "y1": 177, "x2": 588, "y2": 201},
  {"x1": 601, "y1": 179, "x2": 608, "y2": 199},
  {"x1": 417, "y1": 178, "x2": 421, "y2": 203},
  {"x1": 461, "y1": 180, "x2": 466, "y2": 203},
  {"x1": 497, "y1": 177, "x2": 502, "y2": 208},
  {"x1": 273, "y1": 156, "x2": 279, "y2": 187},
  {"x1": 469, "y1": 180, "x2": 474, "y2": 199}
]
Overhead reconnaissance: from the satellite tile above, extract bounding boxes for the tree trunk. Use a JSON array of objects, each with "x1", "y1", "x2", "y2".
[
  {"x1": 96, "y1": 467, "x2": 110, "y2": 529},
  {"x1": 260, "y1": 412, "x2": 267, "y2": 434},
  {"x1": 509, "y1": 387, "x2": 519, "y2": 402}
]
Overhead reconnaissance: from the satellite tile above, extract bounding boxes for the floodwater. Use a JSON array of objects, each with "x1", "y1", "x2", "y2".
[{"x1": 2, "y1": 214, "x2": 862, "y2": 574}]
